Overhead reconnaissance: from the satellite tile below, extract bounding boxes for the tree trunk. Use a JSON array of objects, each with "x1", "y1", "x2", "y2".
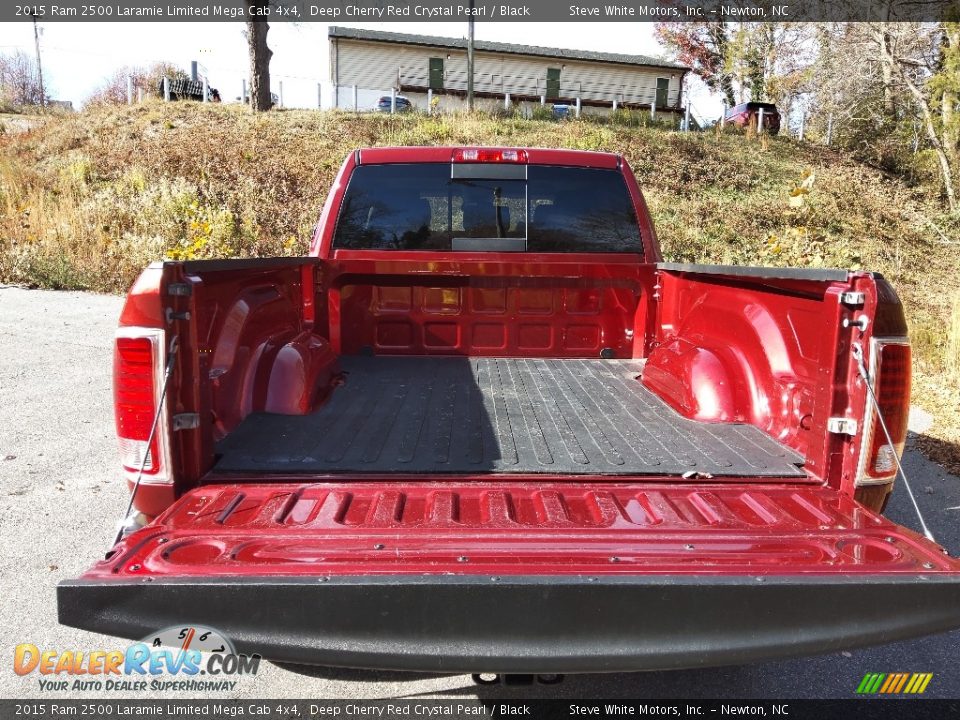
[
  {"x1": 942, "y1": 26, "x2": 960, "y2": 161},
  {"x1": 721, "y1": 77, "x2": 737, "y2": 108},
  {"x1": 709, "y1": 21, "x2": 737, "y2": 107},
  {"x1": 945, "y1": 88, "x2": 957, "y2": 159},
  {"x1": 877, "y1": 26, "x2": 896, "y2": 118},
  {"x1": 874, "y1": 24, "x2": 956, "y2": 211},
  {"x1": 763, "y1": 24, "x2": 777, "y2": 103},
  {"x1": 900, "y1": 59, "x2": 957, "y2": 212},
  {"x1": 245, "y1": 1, "x2": 272, "y2": 112}
]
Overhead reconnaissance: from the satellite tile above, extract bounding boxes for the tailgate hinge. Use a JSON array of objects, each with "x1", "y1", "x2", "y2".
[
  {"x1": 840, "y1": 291, "x2": 865, "y2": 307},
  {"x1": 827, "y1": 417, "x2": 858, "y2": 436},
  {"x1": 172, "y1": 413, "x2": 200, "y2": 431}
]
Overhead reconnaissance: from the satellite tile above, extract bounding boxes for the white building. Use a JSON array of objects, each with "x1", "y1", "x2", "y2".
[{"x1": 328, "y1": 26, "x2": 689, "y2": 117}]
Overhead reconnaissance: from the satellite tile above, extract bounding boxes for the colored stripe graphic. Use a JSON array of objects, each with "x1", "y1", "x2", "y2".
[
  {"x1": 879, "y1": 674, "x2": 897, "y2": 693},
  {"x1": 905, "y1": 673, "x2": 934, "y2": 694},
  {"x1": 892, "y1": 673, "x2": 910, "y2": 693},
  {"x1": 856, "y1": 673, "x2": 885, "y2": 694},
  {"x1": 857, "y1": 673, "x2": 933, "y2": 694}
]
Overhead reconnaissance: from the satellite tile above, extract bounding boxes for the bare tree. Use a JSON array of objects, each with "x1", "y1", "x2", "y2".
[
  {"x1": 245, "y1": 0, "x2": 273, "y2": 112},
  {"x1": 0, "y1": 50, "x2": 47, "y2": 107},
  {"x1": 935, "y1": 24, "x2": 960, "y2": 163},
  {"x1": 86, "y1": 62, "x2": 188, "y2": 106},
  {"x1": 873, "y1": 23, "x2": 958, "y2": 212},
  {"x1": 656, "y1": 22, "x2": 737, "y2": 106},
  {"x1": 736, "y1": 23, "x2": 815, "y2": 116},
  {"x1": 804, "y1": 23, "x2": 914, "y2": 163},
  {"x1": 656, "y1": 22, "x2": 813, "y2": 112}
]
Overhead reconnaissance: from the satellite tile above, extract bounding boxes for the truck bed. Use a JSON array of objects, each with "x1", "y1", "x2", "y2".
[{"x1": 213, "y1": 357, "x2": 805, "y2": 477}]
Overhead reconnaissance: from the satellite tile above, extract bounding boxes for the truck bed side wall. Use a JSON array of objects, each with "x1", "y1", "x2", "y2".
[
  {"x1": 159, "y1": 261, "x2": 864, "y2": 498},
  {"x1": 643, "y1": 266, "x2": 877, "y2": 486},
  {"x1": 133, "y1": 259, "x2": 334, "y2": 513}
]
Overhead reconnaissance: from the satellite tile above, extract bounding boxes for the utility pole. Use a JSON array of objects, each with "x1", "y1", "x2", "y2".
[
  {"x1": 467, "y1": 0, "x2": 475, "y2": 112},
  {"x1": 31, "y1": 12, "x2": 45, "y2": 106}
]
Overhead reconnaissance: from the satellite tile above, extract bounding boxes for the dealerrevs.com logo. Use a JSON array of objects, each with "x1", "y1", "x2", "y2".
[{"x1": 14, "y1": 625, "x2": 260, "y2": 692}]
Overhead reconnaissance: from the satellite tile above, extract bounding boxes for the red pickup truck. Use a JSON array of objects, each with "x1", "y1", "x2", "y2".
[{"x1": 59, "y1": 146, "x2": 960, "y2": 674}]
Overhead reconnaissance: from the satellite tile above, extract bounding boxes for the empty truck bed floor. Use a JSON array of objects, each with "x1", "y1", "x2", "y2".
[{"x1": 213, "y1": 357, "x2": 806, "y2": 477}]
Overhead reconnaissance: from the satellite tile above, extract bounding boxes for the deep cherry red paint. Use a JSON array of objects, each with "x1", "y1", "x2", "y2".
[
  {"x1": 83, "y1": 482, "x2": 960, "y2": 580},
  {"x1": 105, "y1": 148, "x2": 929, "y2": 582}
]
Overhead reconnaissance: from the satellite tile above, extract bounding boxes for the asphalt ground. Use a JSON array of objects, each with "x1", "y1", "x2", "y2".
[{"x1": 1, "y1": 286, "x2": 958, "y2": 701}]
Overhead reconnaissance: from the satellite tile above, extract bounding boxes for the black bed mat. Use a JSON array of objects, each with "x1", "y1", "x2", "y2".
[{"x1": 213, "y1": 357, "x2": 806, "y2": 477}]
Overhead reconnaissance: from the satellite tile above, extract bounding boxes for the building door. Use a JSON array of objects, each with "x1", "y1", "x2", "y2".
[
  {"x1": 546, "y1": 68, "x2": 561, "y2": 100},
  {"x1": 429, "y1": 58, "x2": 444, "y2": 91},
  {"x1": 656, "y1": 78, "x2": 669, "y2": 108}
]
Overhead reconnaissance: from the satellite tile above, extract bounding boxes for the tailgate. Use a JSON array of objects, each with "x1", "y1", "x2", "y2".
[{"x1": 59, "y1": 482, "x2": 960, "y2": 673}]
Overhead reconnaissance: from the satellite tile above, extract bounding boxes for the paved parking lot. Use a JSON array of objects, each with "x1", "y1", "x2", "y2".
[{"x1": 1, "y1": 286, "x2": 958, "y2": 700}]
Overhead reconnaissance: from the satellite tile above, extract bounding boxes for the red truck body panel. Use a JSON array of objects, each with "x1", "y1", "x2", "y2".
[
  {"x1": 153, "y1": 258, "x2": 888, "y2": 494},
  {"x1": 85, "y1": 482, "x2": 956, "y2": 580},
  {"x1": 310, "y1": 147, "x2": 662, "y2": 261},
  {"x1": 325, "y1": 253, "x2": 656, "y2": 358},
  {"x1": 58, "y1": 147, "x2": 960, "y2": 673},
  {"x1": 357, "y1": 146, "x2": 622, "y2": 168}
]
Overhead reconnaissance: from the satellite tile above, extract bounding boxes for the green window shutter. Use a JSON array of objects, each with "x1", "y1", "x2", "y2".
[
  {"x1": 429, "y1": 58, "x2": 444, "y2": 90},
  {"x1": 656, "y1": 78, "x2": 669, "y2": 107},
  {"x1": 546, "y1": 68, "x2": 561, "y2": 100}
]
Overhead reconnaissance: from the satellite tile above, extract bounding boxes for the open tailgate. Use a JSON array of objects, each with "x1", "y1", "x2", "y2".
[{"x1": 59, "y1": 481, "x2": 960, "y2": 673}]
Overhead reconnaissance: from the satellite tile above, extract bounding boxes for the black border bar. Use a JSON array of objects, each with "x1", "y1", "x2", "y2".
[
  {"x1": 3, "y1": 699, "x2": 960, "y2": 720},
  {"x1": 8, "y1": 1, "x2": 960, "y2": 23}
]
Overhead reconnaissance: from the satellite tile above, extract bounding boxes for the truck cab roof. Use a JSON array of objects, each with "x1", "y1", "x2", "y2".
[{"x1": 357, "y1": 146, "x2": 622, "y2": 169}]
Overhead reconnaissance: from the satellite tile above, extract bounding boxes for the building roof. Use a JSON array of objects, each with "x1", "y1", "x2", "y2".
[{"x1": 328, "y1": 26, "x2": 688, "y2": 72}]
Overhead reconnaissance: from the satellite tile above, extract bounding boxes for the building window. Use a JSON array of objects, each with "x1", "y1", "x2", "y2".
[
  {"x1": 656, "y1": 77, "x2": 669, "y2": 107},
  {"x1": 546, "y1": 68, "x2": 561, "y2": 100},
  {"x1": 429, "y1": 57, "x2": 444, "y2": 90}
]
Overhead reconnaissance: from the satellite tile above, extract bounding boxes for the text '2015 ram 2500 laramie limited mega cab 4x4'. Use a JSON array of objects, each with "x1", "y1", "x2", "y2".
[{"x1": 59, "y1": 147, "x2": 960, "y2": 674}]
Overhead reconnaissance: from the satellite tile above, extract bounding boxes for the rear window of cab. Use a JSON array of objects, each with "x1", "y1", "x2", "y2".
[{"x1": 332, "y1": 164, "x2": 642, "y2": 254}]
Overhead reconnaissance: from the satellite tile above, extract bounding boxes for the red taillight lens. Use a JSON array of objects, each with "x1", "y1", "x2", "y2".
[
  {"x1": 861, "y1": 341, "x2": 911, "y2": 483},
  {"x1": 114, "y1": 336, "x2": 159, "y2": 473},
  {"x1": 452, "y1": 148, "x2": 528, "y2": 163}
]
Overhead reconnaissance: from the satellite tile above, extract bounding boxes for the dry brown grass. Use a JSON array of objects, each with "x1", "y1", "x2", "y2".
[
  {"x1": 1, "y1": 101, "x2": 959, "y2": 471},
  {"x1": 918, "y1": 294, "x2": 960, "y2": 474},
  {"x1": 947, "y1": 294, "x2": 960, "y2": 382}
]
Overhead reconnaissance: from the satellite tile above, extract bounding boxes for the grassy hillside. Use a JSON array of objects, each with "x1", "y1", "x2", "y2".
[{"x1": 1, "y1": 101, "x2": 958, "y2": 471}]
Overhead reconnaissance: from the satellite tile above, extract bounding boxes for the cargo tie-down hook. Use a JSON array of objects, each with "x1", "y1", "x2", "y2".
[{"x1": 851, "y1": 343, "x2": 936, "y2": 543}]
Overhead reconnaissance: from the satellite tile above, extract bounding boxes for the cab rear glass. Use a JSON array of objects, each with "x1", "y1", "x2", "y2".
[{"x1": 332, "y1": 164, "x2": 642, "y2": 254}]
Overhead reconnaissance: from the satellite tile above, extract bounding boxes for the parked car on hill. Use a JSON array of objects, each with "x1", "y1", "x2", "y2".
[
  {"x1": 159, "y1": 78, "x2": 221, "y2": 103},
  {"x1": 376, "y1": 95, "x2": 413, "y2": 113},
  {"x1": 725, "y1": 101, "x2": 781, "y2": 134}
]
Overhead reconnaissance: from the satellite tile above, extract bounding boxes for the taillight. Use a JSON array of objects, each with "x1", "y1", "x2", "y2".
[
  {"x1": 452, "y1": 148, "x2": 528, "y2": 163},
  {"x1": 114, "y1": 329, "x2": 167, "y2": 479},
  {"x1": 856, "y1": 338, "x2": 911, "y2": 485}
]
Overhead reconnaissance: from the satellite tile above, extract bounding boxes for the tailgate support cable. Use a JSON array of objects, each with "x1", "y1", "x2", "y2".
[
  {"x1": 852, "y1": 343, "x2": 936, "y2": 543},
  {"x1": 112, "y1": 335, "x2": 180, "y2": 546}
]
